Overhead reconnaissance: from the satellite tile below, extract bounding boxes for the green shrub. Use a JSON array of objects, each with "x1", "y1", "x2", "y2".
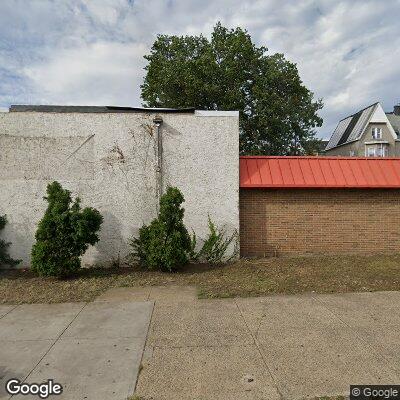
[
  {"x1": 196, "y1": 216, "x2": 238, "y2": 264},
  {"x1": 31, "y1": 181, "x2": 103, "y2": 278},
  {"x1": 0, "y1": 215, "x2": 21, "y2": 267},
  {"x1": 131, "y1": 187, "x2": 192, "y2": 272}
]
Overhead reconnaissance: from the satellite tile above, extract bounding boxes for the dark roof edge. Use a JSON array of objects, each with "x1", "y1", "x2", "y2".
[
  {"x1": 325, "y1": 138, "x2": 359, "y2": 151},
  {"x1": 337, "y1": 102, "x2": 379, "y2": 123},
  {"x1": 9, "y1": 105, "x2": 196, "y2": 114}
]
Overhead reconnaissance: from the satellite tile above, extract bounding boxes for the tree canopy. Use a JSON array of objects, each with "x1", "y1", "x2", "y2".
[{"x1": 141, "y1": 22, "x2": 323, "y2": 155}]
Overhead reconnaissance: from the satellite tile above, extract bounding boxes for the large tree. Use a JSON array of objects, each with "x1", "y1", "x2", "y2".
[{"x1": 141, "y1": 23, "x2": 323, "y2": 155}]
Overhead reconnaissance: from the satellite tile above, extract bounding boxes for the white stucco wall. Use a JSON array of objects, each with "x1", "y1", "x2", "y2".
[{"x1": 0, "y1": 110, "x2": 239, "y2": 267}]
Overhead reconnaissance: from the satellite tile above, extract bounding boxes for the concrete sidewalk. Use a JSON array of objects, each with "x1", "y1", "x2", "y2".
[
  {"x1": 133, "y1": 288, "x2": 400, "y2": 400},
  {"x1": 2, "y1": 288, "x2": 400, "y2": 400},
  {"x1": 0, "y1": 300, "x2": 153, "y2": 400}
]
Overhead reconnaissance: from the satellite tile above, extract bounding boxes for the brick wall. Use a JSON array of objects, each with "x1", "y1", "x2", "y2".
[{"x1": 240, "y1": 188, "x2": 400, "y2": 257}]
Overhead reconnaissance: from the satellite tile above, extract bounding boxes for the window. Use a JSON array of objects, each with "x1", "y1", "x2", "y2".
[
  {"x1": 365, "y1": 143, "x2": 389, "y2": 157},
  {"x1": 367, "y1": 146, "x2": 375, "y2": 157},
  {"x1": 372, "y1": 127, "x2": 382, "y2": 139},
  {"x1": 349, "y1": 150, "x2": 355, "y2": 156},
  {"x1": 384, "y1": 146, "x2": 389, "y2": 157}
]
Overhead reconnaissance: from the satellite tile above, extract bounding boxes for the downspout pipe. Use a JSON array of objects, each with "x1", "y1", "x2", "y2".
[{"x1": 153, "y1": 115, "x2": 163, "y2": 211}]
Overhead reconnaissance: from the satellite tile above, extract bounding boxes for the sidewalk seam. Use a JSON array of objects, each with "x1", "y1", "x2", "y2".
[
  {"x1": 234, "y1": 298, "x2": 284, "y2": 400},
  {"x1": 17, "y1": 302, "x2": 88, "y2": 387},
  {"x1": 0, "y1": 304, "x2": 19, "y2": 320},
  {"x1": 128, "y1": 300, "x2": 155, "y2": 398}
]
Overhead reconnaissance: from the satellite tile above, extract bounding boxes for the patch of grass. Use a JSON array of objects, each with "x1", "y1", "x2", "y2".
[{"x1": 1, "y1": 253, "x2": 400, "y2": 304}]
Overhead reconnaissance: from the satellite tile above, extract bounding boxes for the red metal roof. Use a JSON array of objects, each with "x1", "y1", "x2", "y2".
[{"x1": 240, "y1": 156, "x2": 400, "y2": 188}]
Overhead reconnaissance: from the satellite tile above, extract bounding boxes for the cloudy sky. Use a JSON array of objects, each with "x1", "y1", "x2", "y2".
[{"x1": 1, "y1": 0, "x2": 399, "y2": 137}]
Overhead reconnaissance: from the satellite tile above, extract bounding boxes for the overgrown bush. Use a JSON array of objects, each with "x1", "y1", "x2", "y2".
[
  {"x1": 0, "y1": 215, "x2": 21, "y2": 267},
  {"x1": 131, "y1": 187, "x2": 192, "y2": 272},
  {"x1": 195, "y1": 216, "x2": 238, "y2": 264},
  {"x1": 31, "y1": 181, "x2": 103, "y2": 278}
]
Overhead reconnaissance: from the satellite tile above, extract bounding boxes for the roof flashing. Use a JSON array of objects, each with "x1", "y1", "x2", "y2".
[
  {"x1": 9, "y1": 105, "x2": 196, "y2": 114},
  {"x1": 9, "y1": 105, "x2": 239, "y2": 116}
]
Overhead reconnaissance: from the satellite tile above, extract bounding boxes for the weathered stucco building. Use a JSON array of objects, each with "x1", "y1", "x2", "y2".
[{"x1": 0, "y1": 106, "x2": 239, "y2": 267}]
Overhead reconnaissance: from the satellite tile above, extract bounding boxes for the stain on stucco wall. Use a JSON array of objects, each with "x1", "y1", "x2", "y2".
[{"x1": 0, "y1": 135, "x2": 95, "y2": 180}]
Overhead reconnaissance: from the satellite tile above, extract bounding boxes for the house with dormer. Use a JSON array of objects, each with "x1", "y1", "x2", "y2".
[{"x1": 325, "y1": 102, "x2": 400, "y2": 157}]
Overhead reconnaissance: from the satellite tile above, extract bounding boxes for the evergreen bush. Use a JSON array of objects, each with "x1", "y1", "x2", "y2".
[
  {"x1": 31, "y1": 181, "x2": 103, "y2": 278},
  {"x1": 0, "y1": 215, "x2": 21, "y2": 267},
  {"x1": 131, "y1": 187, "x2": 192, "y2": 272}
]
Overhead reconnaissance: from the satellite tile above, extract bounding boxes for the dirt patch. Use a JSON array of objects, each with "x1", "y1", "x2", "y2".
[{"x1": 1, "y1": 254, "x2": 400, "y2": 304}]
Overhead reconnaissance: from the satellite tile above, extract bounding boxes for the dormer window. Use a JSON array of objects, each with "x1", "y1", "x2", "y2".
[{"x1": 372, "y1": 127, "x2": 382, "y2": 139}]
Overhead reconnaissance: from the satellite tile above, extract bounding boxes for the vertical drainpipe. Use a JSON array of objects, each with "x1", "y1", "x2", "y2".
[{"x1": 153, "y1": 115, "x2": 163, "y2": 212}]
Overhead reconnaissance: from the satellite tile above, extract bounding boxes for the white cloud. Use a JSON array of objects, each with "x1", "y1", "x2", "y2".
[
  {"x1": 1, "y1": 0, "x2": 400, "y2": 137},
  {"x1": 23, "y1": 41, "x2": 147, "y2": 106},
  {"x1": 81, "y1": 0, "x2": 126, "y2": 26}
]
